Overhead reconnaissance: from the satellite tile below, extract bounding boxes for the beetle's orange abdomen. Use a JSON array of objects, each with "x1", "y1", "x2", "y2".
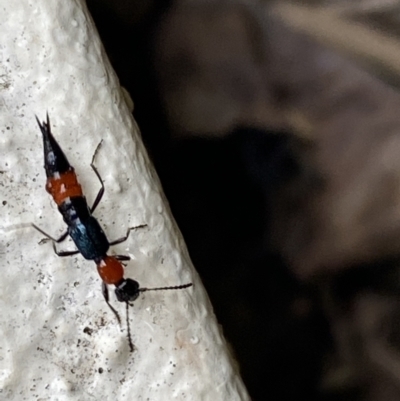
[
  {"x1": 46, "y1": 169, "x2": 83, "y2": 206},
  {"x1": 97, "y1": 256, "x2": 124, "y2": 285}
]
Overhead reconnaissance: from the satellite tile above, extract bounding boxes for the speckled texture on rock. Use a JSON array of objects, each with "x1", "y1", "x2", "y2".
[{"x1": 0, "y1": 1, "x2": 250, "y2": 400}]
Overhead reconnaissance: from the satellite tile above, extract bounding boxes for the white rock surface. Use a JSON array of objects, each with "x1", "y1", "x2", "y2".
[{"x1": 0, "y1": 1, "x2": 250, "y2": 400}]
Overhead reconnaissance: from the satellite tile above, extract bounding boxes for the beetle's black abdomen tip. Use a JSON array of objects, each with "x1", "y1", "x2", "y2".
[{"x1": 36, "y1": 114, "x2": 71, "y2": 176}]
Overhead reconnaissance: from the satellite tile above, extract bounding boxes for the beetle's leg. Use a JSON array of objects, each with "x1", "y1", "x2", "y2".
[
  {"x1": 32, "y1": 223, "x2": 68, "y2": 244},
  {"x1": 109, "y1": 225, "x2": 147, "y2": 246},
  {"x1": 102, "y1": 281, "x2": 121, "y2": 325}
]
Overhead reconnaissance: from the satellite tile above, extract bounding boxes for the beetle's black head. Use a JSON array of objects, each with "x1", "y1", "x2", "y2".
[{"x1": 115, "y1": 279, "x2": 140, "y2": 303}]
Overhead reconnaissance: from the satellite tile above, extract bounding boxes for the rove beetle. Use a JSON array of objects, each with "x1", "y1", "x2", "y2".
[{"x1": 33, "y1": 114, "x2": 192, "y2": 351}]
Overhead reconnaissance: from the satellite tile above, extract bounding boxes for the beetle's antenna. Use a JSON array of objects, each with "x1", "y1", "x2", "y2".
[
  {"x1": 139, "y1": 283, "x2": 193, "y2": 293},
  {"x1": 125, "y1": 302, "x2": 134, "y2": 352}
]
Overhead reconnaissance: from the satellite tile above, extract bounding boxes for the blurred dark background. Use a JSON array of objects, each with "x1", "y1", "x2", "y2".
[{"x1": 86, "y1": 1, "x2": 400, "y2": 400}]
